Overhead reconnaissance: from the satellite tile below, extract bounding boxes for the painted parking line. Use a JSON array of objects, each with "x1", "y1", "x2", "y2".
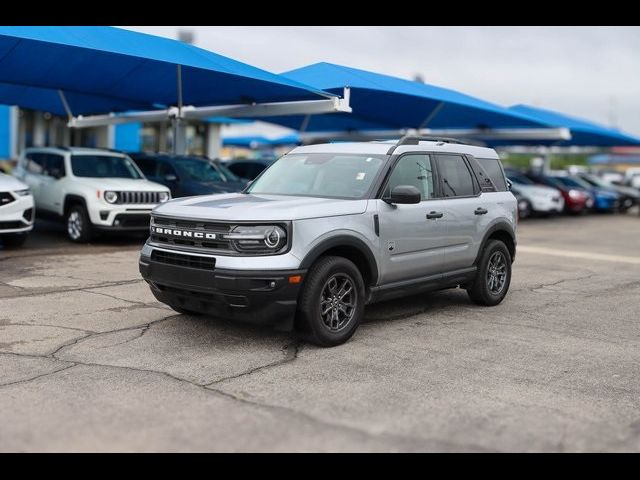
[{"x1": 518, "y1": 245, "x2": 640, "y2": 265}]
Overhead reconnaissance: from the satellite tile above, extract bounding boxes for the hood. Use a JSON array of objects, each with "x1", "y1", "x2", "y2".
[
  {"x1": 612, "y1": 185, "x2": 640, "y2": 198},
  {"x1": 154, "y1": 193, "x2": 368, "y2": 221},
  {"x1": 73, "y1": 177, "x2": 170, "y2": 192},
  {"x1": 513, "y1": 183, "x2": 559, "y2": 197},
  {"x1": 1, "y1": 173, "x2": 29, "y2": 192}
]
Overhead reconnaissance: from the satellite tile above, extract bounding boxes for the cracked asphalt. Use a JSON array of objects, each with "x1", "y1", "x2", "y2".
[{"x1": 1, "y1": 214, "x2": 640, "y2": 452}]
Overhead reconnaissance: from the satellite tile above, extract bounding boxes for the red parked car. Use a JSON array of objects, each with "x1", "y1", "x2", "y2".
[{"x1": 524, "y1": 172, "x2": 593, "y2": 214}]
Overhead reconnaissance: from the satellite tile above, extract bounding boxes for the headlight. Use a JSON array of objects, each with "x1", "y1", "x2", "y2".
[
  {"x1": 226, "y1": 225, "x2": 287, "y2": 253},
  {"x1": 568, "y1": 189, "x2": 583, "y2": 200},
  {"x1": 14, "y1": 189, "x2": 31, "y2": 197},
  {"x1": 104, "y1": 191, "x2": 118, "y2": 204},
  {"x1": 158, "y1": 192, "x2": 170, "y2": 203}
]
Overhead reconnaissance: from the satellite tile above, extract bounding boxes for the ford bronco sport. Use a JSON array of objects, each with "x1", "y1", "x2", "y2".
[{"x1": 140, "y1": 137, "x2": 517, "y2": 347}]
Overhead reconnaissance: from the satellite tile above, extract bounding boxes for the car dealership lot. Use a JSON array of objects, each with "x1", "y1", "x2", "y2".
[{"x1": 1, "y1": 214, "x2": 640, "y2": 452}]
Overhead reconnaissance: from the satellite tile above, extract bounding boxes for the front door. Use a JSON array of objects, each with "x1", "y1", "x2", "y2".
[{"x1": 377, "y1": 154, "x2": 447, "y2": 285}]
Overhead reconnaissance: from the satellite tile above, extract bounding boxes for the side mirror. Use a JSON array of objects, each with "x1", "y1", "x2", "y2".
[
  {"x1": 165, "y1": 174, "x2": 178, "y2": 182},
  {"x1": 385, "y1": 185, "x2": 421, "y2": 205},
  {"x1": 506, "y1": 179, "x2": 513, "y2": 191}
]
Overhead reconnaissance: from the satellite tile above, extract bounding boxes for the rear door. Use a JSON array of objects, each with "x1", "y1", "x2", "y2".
[
  {"x1": 377, "y1": 153, "x2": 448, "y2": 284},
  {"x1": 39, "y1": 153, "x2": 67, "y2": 215},
  {"x1": 435, "y1": 154, "x2": 486, "y2": 271}
]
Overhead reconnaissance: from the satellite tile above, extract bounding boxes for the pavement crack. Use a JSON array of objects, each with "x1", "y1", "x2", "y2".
[
  {"x1": 0, "y1": 362, "x2": 77, "y2": 388},
  {"x1": 82, "y1": 288, "x2": 149, "y2": 307},
  {"x1": 0, "y1": 279, "x2": 145, "y2": 300},
  {"x1": 206, "y1": 339, "x2": 302, "y2": 386},
  {"x1": 529, "y1": 273, "x2": 596, "y2": 293}
]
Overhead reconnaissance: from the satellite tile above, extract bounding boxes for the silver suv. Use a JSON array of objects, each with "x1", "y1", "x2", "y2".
[{"x1": 139, "y1": 137, "x2": 517, "y2": 347}]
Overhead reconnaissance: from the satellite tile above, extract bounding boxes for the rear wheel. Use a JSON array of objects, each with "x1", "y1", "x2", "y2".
[
  {"x1": 296, "y1": 256, "x2": 365, "y2": 347},
  {"x1": 1, "y1": 233, "x2": 28, "y2": 248},
  {"x1": 66, "y1": 204, "x2": 93, "y2": 243},
  {"x1": 467, "y1": 240, "x2": 512, "y2": 306}
]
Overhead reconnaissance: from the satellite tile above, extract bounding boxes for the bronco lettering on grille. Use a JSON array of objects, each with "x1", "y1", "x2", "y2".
[{"x1": 151, "y1": 226, "x2": 217, "y2": 240}]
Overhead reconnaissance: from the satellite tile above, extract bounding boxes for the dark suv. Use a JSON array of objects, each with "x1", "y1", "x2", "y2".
[{"x1": 130, "y1": 153, "x2": 247, "y2": 198}]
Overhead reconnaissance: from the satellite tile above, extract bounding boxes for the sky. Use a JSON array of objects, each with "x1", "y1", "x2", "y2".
[{"x1": 121, "y1": 26, "x2": 640, "y2": 135}]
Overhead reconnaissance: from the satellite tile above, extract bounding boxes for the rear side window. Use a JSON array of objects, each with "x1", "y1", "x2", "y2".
[
  {"x1": 436, "y1": 155, "x2": 477, "y2": 197},
  {"x1": 477, "y1": 158, "x2": 507, "y2": 191},
  {"x1": 25, "y1": 152, "x2": 47, "y2": 174}
]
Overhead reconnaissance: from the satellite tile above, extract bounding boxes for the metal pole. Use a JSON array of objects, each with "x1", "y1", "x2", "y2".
[{"x1": 173, "y1": 64, "x2": 187, "y2": 155}]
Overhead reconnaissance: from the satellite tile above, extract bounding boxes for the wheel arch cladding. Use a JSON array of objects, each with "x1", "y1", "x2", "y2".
[
  {"x1": 476, "y1": 222, "x2": 516, "y2": 264},
  {"x1": 300, "y1": 236, "x2": 379, "y2": 287},
  {"x1": 64, "y1": 194, "x2": 88, "y2": 215}
]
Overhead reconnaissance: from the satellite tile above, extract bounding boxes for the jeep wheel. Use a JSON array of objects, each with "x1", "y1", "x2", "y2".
[
  {"x1": 1, "y1": 233, "x2": 28, "y2": 248},
  {"x1": 66, "y1": 205, "x2": 93, "y2": 243},
  {"x1": 296, "y1": 256, "x2": 365, "y2": 347},
  {"x1": 467, "y1": 239, "x2": 512, "y2": 306}
]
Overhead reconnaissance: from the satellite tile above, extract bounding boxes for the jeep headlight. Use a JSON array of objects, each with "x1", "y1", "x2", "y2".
[
  {"x1": 158, "y1": 192, "x2": 170, "y2": 203},
  {"x1": 104, "y1": 191, "x2": 118, "y2": 204},
  {"x1": 226, "y1": 225, "x2": 287, "y2": 253}
]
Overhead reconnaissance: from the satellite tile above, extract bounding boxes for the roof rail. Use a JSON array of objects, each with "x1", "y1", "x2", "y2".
[{"x1": 387, "y1": 135, "x2": 472, "y2": 155}]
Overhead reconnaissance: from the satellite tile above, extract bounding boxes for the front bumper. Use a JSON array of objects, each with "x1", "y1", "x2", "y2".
[
  {"x1": 139, "y1": 250, "x2": 305, "y2": 331},
  {"x1": 0, "y1": 194, "x2": 35, "y2": 234},
  {"x1": 530, "y1": 196, "x2": 564, "y2": 213}
]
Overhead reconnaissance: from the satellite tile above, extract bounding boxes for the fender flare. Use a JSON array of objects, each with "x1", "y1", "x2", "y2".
[
  {"x1": 474, "y1": 221, "x2": 517, "y2": 265},
  {"x1": 63, "y1": 194, "x2": 88, "y2": 215},
  {"x1": 299, "y1": 235, "x2": 379, "y2": 285}
]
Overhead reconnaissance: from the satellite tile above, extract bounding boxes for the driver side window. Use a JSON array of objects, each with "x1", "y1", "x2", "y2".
[{"x1": 384, "y1": 154, "x2": 436, "y2": 201}]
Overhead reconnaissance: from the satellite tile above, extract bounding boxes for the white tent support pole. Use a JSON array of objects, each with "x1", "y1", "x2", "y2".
[
  {"x1": 57, "y1": 90, "x2": 74, "y2": 123},
  {"x1": 418, "y1": 102, "x2": 445, "y2": 129},
  {"x1": 67, "y1": 88, "x2": 352, "y2": 129},
  {"x1": 205, "y1": 123, "x2": 222, "y2": 159},
  {"x1": 172, "y1": 65, "x2": 187, "y2": 155}
]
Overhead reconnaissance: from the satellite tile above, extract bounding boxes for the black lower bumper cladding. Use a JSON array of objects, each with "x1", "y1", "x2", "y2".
[{"x1": 139, "y1": 253, "x2": 305, "y2": 331}]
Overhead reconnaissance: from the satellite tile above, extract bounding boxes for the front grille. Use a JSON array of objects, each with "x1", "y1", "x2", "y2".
[
  {"x1": 114, "y1": 213, "x2": 150, "y2": 228},
  {"x1": 0, "y1": 192, "x2": 15, "y2": 206},
  {"x1": 552, "y1": 196, "x2": 560, "y2": 202},
  {"x1": 0, "y1": 221, "x2": 26, "y2": 229},
  {"x1": 117, "y1": 191, "x2": 164, "y2": 204},
  {"x1": 150, "y1": 216, "x2": 233, "y2": 251},
  {"x1": 151, "y1": 249, "x2": 216, "y2": 270}
]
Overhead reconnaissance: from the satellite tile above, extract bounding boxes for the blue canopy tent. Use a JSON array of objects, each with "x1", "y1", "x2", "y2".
[
  {"x1": 0, "y1": 26, "x2": 334, "y2": 116},
  {"x1": 0, "y1": 27, "x2": 350, "y2": 155},
  {"x1": 260, "y1": 62, "x2": 554, "y2": 136},
  {"x1": 506, "y1": 105, "x2": 640, "y2": 147}
]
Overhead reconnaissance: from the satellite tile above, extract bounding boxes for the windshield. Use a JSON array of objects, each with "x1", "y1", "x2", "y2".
[
  {"x1": 581, "y1": 175, "x2": 606, "y2": 188},
  {"x1": 246, "y1": 153, "x2": 386, "y2": 199},
  {"x1": 71, "y1": 155, "x2": 143, "y2": 179},
  {"x1": 174, "y1": 158, "x2": 225, "y2": 182},
  {"x1": 214, "y1": 161, "x2": 241, "y2": 182},
  {"x1": 508, "y1": 173, "x2": 534, "y2": 185}
]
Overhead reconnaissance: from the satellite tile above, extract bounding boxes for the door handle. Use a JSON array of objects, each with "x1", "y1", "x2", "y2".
[
  {"x1": 474, "y1": 208, "x2": 488, "y2": 215},
  {"x1": 426, "y1": 211, "x2": 444, "y2": 219}
]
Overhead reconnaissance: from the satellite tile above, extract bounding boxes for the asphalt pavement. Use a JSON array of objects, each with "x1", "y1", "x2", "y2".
[{"x1": 1, "y1": 213, "x2": 640, "y2": 452}]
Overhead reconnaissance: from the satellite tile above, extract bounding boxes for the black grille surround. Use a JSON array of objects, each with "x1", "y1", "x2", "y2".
[
  {"x1": 149, "y1": 215, "x2": 292, "y2": 256},
  {"x1": 0, "y1": 221, "x2": 27, "y2": 229},
  {"x1": 0, "y1": 192, "x2": 15, "y2": 206},
  {"x1": 115, "y1": 191, "x2": 165, "y2": 205},
  {"x1": 151, "y1": 249, "x2": 216, "y2": 270}
]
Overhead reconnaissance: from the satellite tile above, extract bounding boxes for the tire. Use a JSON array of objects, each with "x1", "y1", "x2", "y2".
[
  {"x1": 296, "y1": 256, "x2": 365, "y2": 347},
  {"x1": 517, "y1": 199, "x2": 532, "y2": 219},
  {"x1": 169, "y1": 305, "x2": 202, "y2": 316},
  {"x1": 467, "y1": 240, "x2": 512, "y2": 306},
  {"x1": 1, "y1": 233, "x2": 28, "y2": 248},
  {"x1": 66, "y1": 204, "x2": 93, "y2": 243}
]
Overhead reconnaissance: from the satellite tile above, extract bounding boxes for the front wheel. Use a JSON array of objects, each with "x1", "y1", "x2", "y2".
[
  {"x1": 296, "y1": 256, "x2": 365, "y2": 347},
  {"x1": 467, "y1": 240, "x2": 512, "y2": 306},
  {"x1": 66, "y1": 204, "x2": 93, "y2": 243}
]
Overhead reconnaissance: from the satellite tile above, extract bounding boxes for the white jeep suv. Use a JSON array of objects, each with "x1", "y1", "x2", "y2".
[
  {"x1": 0, "y1": 172, "x2": 34, "y2": 247},
  {"x1": 13, "y1": 147, "x2": 170, "y2": 242}
]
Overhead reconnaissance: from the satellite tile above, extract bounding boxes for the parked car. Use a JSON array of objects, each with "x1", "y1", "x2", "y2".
[
  {"x1": 130, "y1": 153, "x2": 247, "y2": 198},
  {"x1": 140, "y1": 136, "x2": 517, "y2": 347},
  {"x1": 13, "y1": 147, "x2": 171, "y2": 242},
  {"x1": 223, "y1": 158, "x2": 275, "y2": 181},
  {"x1": 576, "y1": 172, "x2": 639, "y2": 212},
  {"x1": 523, "y1": 172, "x2": 593, "y2": 214},
  {"x1": 510, "y1": 186, "x2": 532, "y2": 220},
  {"x1": 551, "y1": 175, "x2": 620, "y2": 212},
  {"x1": 625, "y1": 168, "x2": 640, "y2": 190},
  {"x1": 0, "y1": 172, "x2": 34, "y2": 247},
  {"x1": 505, "y1": 171, "x2": 564, "y2": 216}
]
